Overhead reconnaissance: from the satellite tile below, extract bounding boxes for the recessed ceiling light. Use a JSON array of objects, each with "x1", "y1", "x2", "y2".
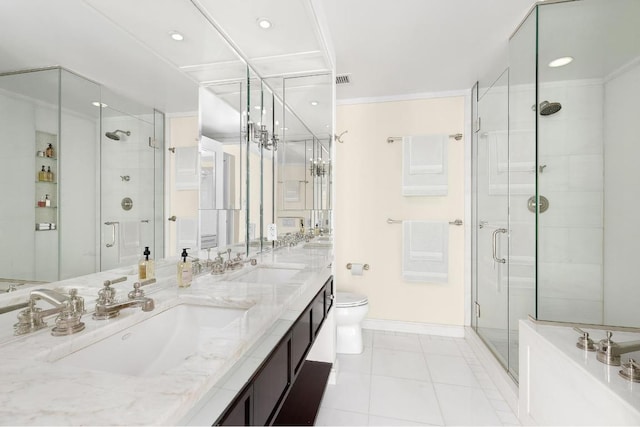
[
  {"x1": 170, "y1": 31, "x2": 184, "y2": 41},
  {"x1": 310, "y1": 101, "x2": 319, "y2": 106},
  {"x1": 257, "y1": 18, "x2": 272, "y2": 29},
  {"x1": 91, "y1": 101, "x2": 108, "y2": 108},
  {"x1": 548, "y1": 56, "x2": 573, "y2": 68},
  {"x1": 254, "y1": 105, "x2": 261, "y2": 110}
]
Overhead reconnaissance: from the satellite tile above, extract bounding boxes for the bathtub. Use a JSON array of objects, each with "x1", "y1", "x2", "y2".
[{"x1": 519, "y1": 319, "x2": 640, "y2": 425}]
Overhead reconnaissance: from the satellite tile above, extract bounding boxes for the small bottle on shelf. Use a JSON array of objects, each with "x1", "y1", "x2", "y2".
[
  {"x1": 45, "y1": 143, "x2": 54, "y2": 158},
  {"x1": 46, "y1": 166, "x2": 54, "y2": 182},
  {"x1": 44, "y1": 194, "x2": 51, "y2": 207},
  {"x1": 37, "y1": 195, "x2": 46, "y2": 208},
  {"x1": 38, "y1": 165, "x2": 46, "y2": 182}
]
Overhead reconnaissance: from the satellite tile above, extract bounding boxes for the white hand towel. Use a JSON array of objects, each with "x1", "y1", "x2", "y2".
[
  {"x1": 402, "y1": 221, "x2": 449, "y2": 283},
  {"x1": 402, "y1": 135, "x2": 448, "y2": 196}
]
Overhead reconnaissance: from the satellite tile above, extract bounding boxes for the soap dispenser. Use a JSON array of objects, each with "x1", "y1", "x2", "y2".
[
  {"x1": 177, "y1": 248, "x2": 192, "y2": 288},
  {"x1": 38, "y1": 165, "x2": 46, "y2": 182},
  {"x1": 299, "y1": 219, "x2": 305, "y2": 234},
  {"x1": 46, "y1": 166, "x2": 54, "y2": 182},
  {"x1": 139, "y1": 246, "x2": 154, "y2": 280}
]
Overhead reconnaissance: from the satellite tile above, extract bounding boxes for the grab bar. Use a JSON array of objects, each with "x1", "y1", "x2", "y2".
[
  {"x1": 387, "y1": 218, "x2": 463, "y2": 226},
  {"x1": 104, "y1": 221, "x2": 119, "y2": 248},
  {"x1": 491, "y1": 228, "x2": 508, "y2": 264}
]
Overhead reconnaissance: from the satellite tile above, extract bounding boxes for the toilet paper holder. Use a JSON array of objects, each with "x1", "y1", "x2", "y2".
[{"x1": 346, "y1": 263, "x2": 370, "y2": 271}]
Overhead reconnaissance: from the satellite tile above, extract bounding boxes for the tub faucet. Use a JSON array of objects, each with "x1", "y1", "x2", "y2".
[
  {"x1": 14, "y1": 288, "x2": 85, "y2": 336},
  {"x1": 596, "y1": 331, "x2": 640, "y2": 366}
]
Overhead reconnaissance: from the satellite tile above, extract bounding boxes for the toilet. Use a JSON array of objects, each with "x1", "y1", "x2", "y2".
[{"x1": 335, "y1": 292, "x2": 369, "y2": 354}]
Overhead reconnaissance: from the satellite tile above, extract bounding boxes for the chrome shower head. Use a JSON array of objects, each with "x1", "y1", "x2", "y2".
[
  {"x1": 539, "y1": 101, "x2": 562, "y2": 116},
  {"x1": 105, "y1": 130, "x2": 131, "y2": 141}
]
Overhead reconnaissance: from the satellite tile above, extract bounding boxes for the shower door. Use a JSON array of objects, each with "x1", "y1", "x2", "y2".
[
  {"x1": 474, "y1": 70, "x2": 511, "y2": 371},
  {"x1": 100, "y1": 109, "x2": 157, "y2": 271}
]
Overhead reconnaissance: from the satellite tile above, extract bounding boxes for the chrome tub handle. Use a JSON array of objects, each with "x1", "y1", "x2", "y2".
[{"x1": 491, "y1": 228, "x2": 507, "y2": 264}]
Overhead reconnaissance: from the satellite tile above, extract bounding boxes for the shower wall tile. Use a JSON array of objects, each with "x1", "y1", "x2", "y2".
[
  {"x1": 539, "y1": 226, "x2": 603, "y2": 264},
  {"x1": 568, "y1": 154, "x2": 603, "y2": 191},
  {"x1": 539, "y1": 191, "x2": 603, "y2": 228},
  {"x1": 538, "y1": 262, "x2": 602, "y2": 300},
  {"x1": 537, "y1": 297, "x2": 603, "y2": 324}
]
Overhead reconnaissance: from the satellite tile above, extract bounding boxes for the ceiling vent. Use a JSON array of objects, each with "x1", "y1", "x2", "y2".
[{"x1": 336, "y1": 74, "x2": 351, "y2": 85}]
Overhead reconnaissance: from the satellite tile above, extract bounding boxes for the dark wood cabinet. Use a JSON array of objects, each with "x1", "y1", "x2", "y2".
[
  {"x1": 218, "y1": 385, "x2": 252, "y2": 426},
  {"x1": 214, "y1": 276, "x2": 334, "y2": 426},
  {"x1": 290, "y1": 307, "x2": 312, "y2": 376},
  {"x1": 311, "y1": 287, "x2": 325, "y2": 337},
  {"x1": 253, "y1": 337, "x2": 291, "y2": 426}
]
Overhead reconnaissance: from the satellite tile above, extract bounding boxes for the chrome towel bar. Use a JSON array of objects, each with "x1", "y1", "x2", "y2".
[
  {"x1": 387, "y1": 218, "x2": 463, "y2": 226},
  {"x1": 387, "y1": 133, "x2": 463, "y2": 143}
]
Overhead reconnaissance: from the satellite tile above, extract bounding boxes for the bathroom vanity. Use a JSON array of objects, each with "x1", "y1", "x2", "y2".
[{"x1": 0, "y1": 245, "x2": 334, "y2": 425}]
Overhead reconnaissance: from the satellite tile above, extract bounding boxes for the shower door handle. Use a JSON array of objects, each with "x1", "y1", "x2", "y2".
[
  {"x1": 491, "y1": 228, "x2": 507, "y2": 264},
  {"x1": 104, "y1": 221, "x2": 119, "y2": 248}
]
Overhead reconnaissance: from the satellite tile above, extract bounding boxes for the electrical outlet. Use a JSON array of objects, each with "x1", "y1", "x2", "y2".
[{"x1": 267, "y1": 223, "x2": 277, "y2": 241}]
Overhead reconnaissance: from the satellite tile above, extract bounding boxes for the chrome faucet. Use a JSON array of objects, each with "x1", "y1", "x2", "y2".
[
  {"x1": 14, "y1": 288, "x2": 86, "y2": 336},
  {"x1": 596, "y1": 331, "x2": 640, "y2": 366},
  {"x1": 93, "y1": 277, "x2": 154, "y2": 320},
  {"x1": 210, "y1": 248, "x2": 257, "y2": 274}
]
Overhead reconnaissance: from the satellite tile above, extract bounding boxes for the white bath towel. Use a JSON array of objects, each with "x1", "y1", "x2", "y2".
[
  {"x1": 284, "y1": 180, "x2": 300, "y2": 202},
  {"x1": 174, "y1": 146, "x2": 199, "y2": 190},
  {"x1": 177, "y1": 217, "x2": 198, "y2": 253},
  {"x1": 402, "y1": 221, "x2": 448, "y2": 283},
  {"x1": 402, "y1": 135, "x2": 448, "y2": 196}
]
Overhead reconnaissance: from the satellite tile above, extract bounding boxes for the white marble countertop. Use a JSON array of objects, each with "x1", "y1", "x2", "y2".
[
  {"x1": 521, "y1": 320, "x2": 640, "y2": 414},
  {"x1": 0, "y1": 244, "x2": 333, "y2": 426}
]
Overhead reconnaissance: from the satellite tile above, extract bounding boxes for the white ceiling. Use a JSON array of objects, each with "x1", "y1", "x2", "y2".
[
  {"x1": 321, "y1": 0, "x2": 536, "y2": 100},
  {"x1": 0, "y1": 0, "x2": 541, "y2": 114}
]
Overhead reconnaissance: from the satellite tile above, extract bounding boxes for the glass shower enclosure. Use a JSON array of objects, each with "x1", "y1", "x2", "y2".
[
  {"x1": 0, "y1": 67, "x2": 164, "y2": 284},
  {"x1": 471, "y1": 0, "x2": 640, "y2": 381}
]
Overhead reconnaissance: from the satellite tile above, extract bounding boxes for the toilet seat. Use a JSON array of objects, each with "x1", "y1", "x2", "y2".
[{"x1": 336, "y1": 292, "x2": 368, "y2": 308}]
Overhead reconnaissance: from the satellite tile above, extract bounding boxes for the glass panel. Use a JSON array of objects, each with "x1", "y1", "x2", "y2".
[
  {"x1": 506, "y1": 9, "x2": 537, "y2": 380},
  {"x1": 475, "y1": 69, "x2": 510, "y2": 369},
  {"x1": 0, "y1": 68, "x2": 60, "y2": 284},
  {"x1": 536, "y1": 0, "x2": 640, "y2": 327},
  {"x1": 59, "y1": 70, "x2": 101, "y2": 279},
  {"x1": 99, "y1": 91, "x2": 157, "y2": 271}
]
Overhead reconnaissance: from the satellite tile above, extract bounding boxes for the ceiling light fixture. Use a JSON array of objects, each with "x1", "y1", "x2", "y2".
[
  {"x1": 548, "y1": 56, "x2": 573, "y2": 68},
  {"x1": 91, "y1": 101, "x2": 108, "y2": 108},
  {"x1": 257, "y1": 18, "x2": 272, "y2": 29},
  {"x1": 170, "y1": 31, "x2": 184, "y2": 41},
  {"x1": 310, "y1": 101, "x2": 319, "y2": 106},
  {"x1": 254, "y1": 105, "x2": 261, "y2": 110}
]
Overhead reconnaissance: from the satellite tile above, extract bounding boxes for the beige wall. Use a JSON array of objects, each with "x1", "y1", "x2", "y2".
[{"x1": 335, "y1": 97, "x2": 465, "y2": 325}]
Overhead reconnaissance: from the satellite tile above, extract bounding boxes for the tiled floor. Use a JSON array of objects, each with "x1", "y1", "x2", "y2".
[{"x1": 316, "y1": 330, "x2": 520, "y2": 426}]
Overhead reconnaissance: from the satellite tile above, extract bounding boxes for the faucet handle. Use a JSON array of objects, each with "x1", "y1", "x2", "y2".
[
  {"x1": 573, "y1": 327, "x2": 596, "y2": 351},
  {"x1": 619, "y1": 358, "x2": 640, "y2": 383},
  {"x1": 51, "y1": 300, "x2": 85, "y2": 336}
]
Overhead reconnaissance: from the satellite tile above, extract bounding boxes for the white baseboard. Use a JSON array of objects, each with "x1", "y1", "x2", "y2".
[
  {"x1": 362, "y1": 318, "x2": 465, "y2": 338},
  {"x1": 464, "y1": 326, "x2": 520, "y2": 415}
]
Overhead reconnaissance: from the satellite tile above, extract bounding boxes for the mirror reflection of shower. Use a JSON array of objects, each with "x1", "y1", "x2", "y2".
[
  {"x1": 532, "y1": 100, "x2": 562, "y2": 116},
  {"x1": 105, "y1": 129, "x2": 131, "y2": 140}
]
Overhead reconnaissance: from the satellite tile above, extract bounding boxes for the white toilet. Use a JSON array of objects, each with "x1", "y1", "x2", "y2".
[{"x1": 335, "y1": 292, "x2": 369, "y2": 354}]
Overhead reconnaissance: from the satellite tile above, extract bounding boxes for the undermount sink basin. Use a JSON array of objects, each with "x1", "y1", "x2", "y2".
[
  {"x1": 52, "y1": 303, "x2": 247, "y2": 377},
  {"x1": 228, "y1": 265, "x2": 305, "y2": 283}
]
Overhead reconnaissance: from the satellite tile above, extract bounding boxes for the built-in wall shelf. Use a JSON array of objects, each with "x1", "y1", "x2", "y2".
[{"x1": 34, "y1": 131, "x2": 58, "y2": 234}]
